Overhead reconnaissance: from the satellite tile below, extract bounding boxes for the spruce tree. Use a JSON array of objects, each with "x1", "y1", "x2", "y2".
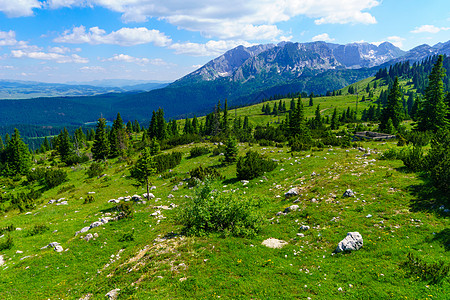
[
  {"x1": 4, "y1": 128, "x2": 31, "y2": 176},
  {"x1": 222, "y1": 99, "x2": 229, "y2": 134},
  {"x1": 183, "y1": 117, "x2": 192, "y2": 135},
  {"x1": 379, "y1": 77, "x2": 404, "y2": 133},
  {"x1": 92, "y1": 118, "x2": 110, "y2": 160},
  {"x1": 0, "y1": 136, "x2": 4, "y2": 151},
  {"x1": 192, "y1": 116, "x2": 199, "y2": 134},
  {"x1": 56, "y1": 127, "x2": 73, "y2": 163},
  {"x1": 330, "y1": 108, "x2": 338, "y2": 130},
  {"x1": 130, "y1": 147, "x2": 156, "y2": 201},
  {"x1": 109, "y1": 113, "x2": 128, "y2": 157},
  {"x1": 417, "y1": 55, "x2": 449, "y2": 132},
  {"x1": 155, "y1": 108, "x2": 167, "y2": 140},
  {"x1": 224, "y1": 136, "x2": 238, "y2": 164},
  {"x1": 309, "y1": 93, "x2": 314, "y2": 106}
]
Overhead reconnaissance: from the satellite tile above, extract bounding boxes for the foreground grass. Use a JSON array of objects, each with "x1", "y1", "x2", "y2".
[{"x1": 0, "y1": 139, "x2": 448, "y2": 299}]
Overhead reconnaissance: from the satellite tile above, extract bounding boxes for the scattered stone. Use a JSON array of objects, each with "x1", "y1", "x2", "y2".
[
  {"x1": 105, "y1": 288, "x2": 120, "y2": 300},
  {"x1": 108, "y1": 199, "x2": 120, "y2": 203},
  {"x1": 16, "y1": 250, "x2": 23, "y2": 254},
  {"x1": 241, "y1": 180, "x2": 249, "y2": 185},
  {"x1": 0, "y1": 255, "x2": 4, "y2": 266},
  {"x1": 366, "y1": 214, "x2": 372, "y2": 218},
  {"x1": 88, "y1": 192, "x2": 95, "y2": 194},
  {"x1": 284, "y1": 205, "x2": 299, "y2": 213},
  {"x1": 284, "y1": 187, "x2": 301, "y2": 198},
  {"x1": 131, "y1": 194, "x2": 142, "y2": 201},
  {"x1": 84, "y1": 233, "x2": 94, "y2": 241},
  {"x1": 167, "y1": 194, "x2": 174, "y2": 199},
  {"x1": 335, "y1": 232, "x2": 363, "y2": 253},
  {"x1": 143, "y1": 193, "x2": 155, "y2": 199},
  {"x1": 56, "y1": 201, "x2": 68, "y2": 206},
  {"x1": 343, "y1": 189, "x2": 355, "y2": 197},
  {"x1": 54, "y1": 245, "x2": 64, "y2": 252},
  {"x1": 150, "y1": 186, "x2": 157, "y2": 190},
  {"x1": 275, "y1": 211, "x2": 285, "y2": 216},
  {"x1": 172, "y1": 185, "x2": 179, "y2": 191},
  {"x1": 297, "y1": 233, "x2": 305, "y2": 237},
  {"x1": 79, "y1": 293, "x2": 93, "y2": 300},
  {"x1": 300, "y1": 225, "x2": 310, "y2": 231},
  {"x1": 262, "y1": 238, "x2": 288, "y2": 249}
]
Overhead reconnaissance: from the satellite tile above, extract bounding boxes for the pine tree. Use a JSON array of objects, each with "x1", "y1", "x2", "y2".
[
  {"x1": 92, "y1": 118, "x2": 110, "y2": 160},
  {"x1": 183, "y1": 117, "x2": 192, "y2": 135},
  {"x1": 222, "y1": 99, "x2": 229, "y2": 134},
  {"x1": 290, "y1": 98, "x2": 295, "y2": 111},
  {"x1": 155, "y1": 108, "x2": 167, "y2": 140},
  {"x1": 109, "y1": 113, "x2": 128, "y2": 157},
  {"x1": 224, "y1": 136, "x2": 238, "y2": 164},
  {"x1": 0, "y1": 136, "x2": 4, "y2": 151},
  {"x1": 379, "y1": 77, "x2": 404, "y2": 133},
  {"x1": 4, "y1": 128, "x2": 31, "y2": 176},
  {"x1": 148, "y1": 111, "x2": 157, "y2": 139},
  {"x1": 417, "y1": 55, "x2": 449, "y2": 132},
  {"x1": 309, "y1": 93, "x2": 314, "y2": 106},
  {"x1": 149, "y1": 137, "x2": 160, "y2": 156},
  {"x1": 133, "y1": 120, "x2": 141, "y2": 133},
  {"x1": 313, "y1": 104, "x2": 323, "y2": 129},
  {"x1": 56, "y1": 127, "x2": 73, "y2": 163},
  {"x1": 272, "y1": 103, "x2": 278, "y2": 115},
  {"x1": 130, "y1": 147, "x2": 156, "y2": 201},
  {"x1": 192, "y1": 115, "x2": 199, "y2": 134}
]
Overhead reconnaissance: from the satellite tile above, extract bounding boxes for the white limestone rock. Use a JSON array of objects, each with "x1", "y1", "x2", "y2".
[{"x1": 335, "y1": 232, "x2": 363, "y2": 253}]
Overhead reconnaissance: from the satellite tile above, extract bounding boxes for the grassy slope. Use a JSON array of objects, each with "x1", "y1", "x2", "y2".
[{"x1": 0, "y1": 79, "x2": 448, "y2": 299}]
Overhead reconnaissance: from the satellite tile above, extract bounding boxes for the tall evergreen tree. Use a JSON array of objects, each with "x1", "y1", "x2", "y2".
[
  {"x1": 56, "y1": 127, "x2": 73, "y2": 162},
  {"x1": 222, "y1": 99, "x2": 229, "y2": 134},
  {"x1": 130, "y1": 147, "x2": 156, "y2": 201},
  {"x1": 379, "y1": 77, "x2": 404, "y2": 133},
  {"x1": 92, "y1": 118, "x2": 110, "y2": 160},
  {"x1": 155, "y1": 108, "x2": 167, "y2": 140},
  {"x1": 417, "y1": 55, "x2": 449, "y2": 132},
  {"x1": 192, "y1": 115, "x2": 199, "y2": 134},
  {"x1": 183, "y1": 117, "x2": 192, "y2": 135},
  {"x1": 148, "y1": 111, "x2": 157, "y2": 139},
  {"x1": 0, "y1": 136, "x2": 4, "y2": 151},
  {"x1": 4, "y1": 128, "x2": 31, "y2": 176},
  {"x1": 109, "y1": 113, "x2": 128, "y2": 157},
  {"x1": 224, "y1": 136, "x2": 238, "y2": 164},
  {"x1": 309, "y1": 93, "x2": 314, "y2": 106},
  {"x1": 330, "y1": 108, "x2": 339, "y2": 130}
]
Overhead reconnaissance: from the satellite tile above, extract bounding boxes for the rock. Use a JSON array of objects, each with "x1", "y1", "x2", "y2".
[
  {"x1": 241, "y1": 180, "x2": 249, "y2": 185},
  {"x1": 0, "y1": 255, "x2": 4, "y2": 266},
  {"x1": 84, "y1": 233, "x2": 93, "y2": 241},
  {"x1": 172, "y1": 185, "x2": 179, "y2": 191},
  {"x1": 105, "y1": 288, "x2": 120, "y2": 300},
  {"x1": 75, "y1": 226, "x2": 91, "y2": 236},
  {"x1": 90, "y1": 221, "x2": 103, "y2": 228},
  {"x1": 48, "y1": 199, "x2": 57, "y2": 204},
  {"x1": 131, "y1": 194, "x2": 142, "y2": 201},
  {"x1": 262, "y1": 238, "x2": 288, "y2": 249},
  {"x1": 275, "y1": 211, "x2": 285, "y2": 216},
  {"x1": 284, "y1": 205, "x2": 299, "y2": 213},
  {"x1": 108, "y1": 199, "x2": 120, "y2": 203},
  {"x1": 335, "y1": 232, "x2": 363, "y2": 253},
  {"x1": 297, "y1": 233, "x2": 305, "y2": 237},
  {"x1": 284, "y1": 187, "x2": 300, "y2": 198},
  {"x1": 16, "y1": 250, "x2": 23, "y2": 254},
  {"x1": 143, "y1": 193, "x2": 155, "y2": 199},
  {"x1": 150, "y1": 186, "x2": 157, "y2": 190},
  {"x1": 167, "y1": 194, "x2": 174, "y2": 199},
  {"x1": 56, "y1": 201, "x2": 68, "y2": 205},
  {"x1": 54, "y1": 245, "x2": 64, "y2": 252},
  {"x1": 300, "y1": 225, "x2": 310, "y2": 231},
  {"x1": 79, "y1": 293, "x2": 93, "y2": 300},
  {"x1": 87, "y1": 192, "x2": 95, "y2": 194},
  {"x1": 343, "y1": 189, "x2": 355, "y2": 197}
]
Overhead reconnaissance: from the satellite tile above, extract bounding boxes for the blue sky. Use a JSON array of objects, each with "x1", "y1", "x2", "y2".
[{"x1": 0, "y1": 0, "x2": 449, "y2": 83}]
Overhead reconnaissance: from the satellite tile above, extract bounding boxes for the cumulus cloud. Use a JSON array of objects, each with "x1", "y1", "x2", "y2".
[
  {"x1": 11, "y1": 49, "x2": 89, "y2": 63},
  {"x1": 104, "y1": 54, "x2": 166, "y2": 65},
  {"x1": 43, "y1": 0, "x2": 379, "y2": 40},
  {"x1": 54, "y1": 26, "x2": 172, "y2": 46},
  {"x1": 411, "y1": 25, "x2": 450, "y2": 34},
  {"x1": 312, "y1": 33, "x2": 335, "y2": 42},
  {"x1": 80, "y1": 66, "x2": 105, "y2": 72},
  {"x1": 169, "y1": 40, "x2": 254, "y2": 56},
  {"x1": 0, "y1": 0, "x2": 41, "y2": 17}
]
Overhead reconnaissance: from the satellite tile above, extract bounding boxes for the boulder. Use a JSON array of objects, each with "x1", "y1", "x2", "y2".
[
  {"x1": 143, "y1": 193, "x2": 155, "y2": 199},
  {"x1": 54, "y1": 245, "x2": 64, "y2": 252},
  {"x1": 108, "y1": 199, "x2": 120, "y2": 203},
  {"x1": 335, "y1": 232, "x2": 363, "y2": 253},
  {"x1": 284, "y1": 187, "x2": 300, "y2": 198},
  {"x1": 172, "y1": 185, "x2": 179, "y2": 191},
  {"x1": 261, "y1": 238, "x2": 288, "y2": 249},
  {"x1": 343, "y1": 189, "x2": 355, "y2": 197},
  {"x1": 284, "y1": 205, "x2": 300, "y2": 213},
  {"x1": 300, "y1": 225, "x2": 310, "y2": 231},
  {"x1": 84, "y1": 233, "x2": 93, "y2": 241},
  {"x1": 105, "y1": 289, "x2": 120, "y2": 300},
  {"x1": 131, "y1": 194, "x2": 142, "y2": 201}
]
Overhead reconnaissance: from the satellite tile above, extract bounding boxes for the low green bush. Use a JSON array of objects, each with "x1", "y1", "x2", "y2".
[
  {"x1": 153, "y1": 151, "x2": 182, "y2": 173},
  {"x1": 118, "y1": 202, "x2": 134, "y2": 219},
  {"x1": 402, "y1": 252, "x2": 449, "y2": 284},
  {"x1": 401, "y1": 146, "x2": 425, "y2": 172},
  {"x1": 86, "y1": 161, "x2": 105, "y2": 178},
  {"x1": 44, "y1": 168, "x2": 68, "y2": 188},
  {"x1": 84, "y1": 194, "x2": 95, "y2": 204},
  {"x1": 180, "y1": 184, "x2": 263, "y2": 237},
  {"x1": 0, "y1": 234, "x2": 13, "y2": 250},
  {"x1": 189, "y1": 146, "x2": 210, "y2": 158},
  {"x1": 236, "y1": 150, "x2": 277, "y2": 180},
  {"x1": 27, "y1": 224, "x2": 49, "y2": 236}
]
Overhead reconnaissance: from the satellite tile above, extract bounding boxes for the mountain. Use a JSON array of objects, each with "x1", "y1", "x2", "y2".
[{"x1": 0, "y1": 40, "x2": 448, "y2": 128}]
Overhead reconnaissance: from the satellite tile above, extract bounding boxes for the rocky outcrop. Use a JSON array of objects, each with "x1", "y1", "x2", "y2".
[{"x1": 335, "y1": 232, "x2": 363, "y2": 253}]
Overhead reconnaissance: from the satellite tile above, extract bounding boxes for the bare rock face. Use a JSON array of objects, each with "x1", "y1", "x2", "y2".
[
  {"x1": 262, "y1": 238, "x2": 288, "y2": 249},
  {"x1": 335, "y1": 232, "x2": 363, "y2": 253}
]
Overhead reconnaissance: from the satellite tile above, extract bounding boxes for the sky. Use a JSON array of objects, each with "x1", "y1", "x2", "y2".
[{"x1": 0, "y1": 0, "x2": 449, "y2": 84}]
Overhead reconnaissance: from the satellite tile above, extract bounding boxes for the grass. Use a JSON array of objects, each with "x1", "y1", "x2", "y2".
[
  {"x1": 0, "y1": 138, "x2": 448, "y2": 299},
  {"x1": 0, "y1": 80, "x2": 449, "y2": 298}
]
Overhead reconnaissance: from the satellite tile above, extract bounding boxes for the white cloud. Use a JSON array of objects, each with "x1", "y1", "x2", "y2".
[
  {"x1": 80, "y1": 66, "x2": 105, "y2": 72},
  {"x1": 104, "y1": 54, "x2": 166, "y2": 65},
  {"x1": 44, "y1": 0, "x2": 379, "y2": 40},
  {"x1": 387, "y1": 36, "x2": 405, "y2": 48},
  {"x1": 0, "y1": 30, "x2": 18, "y2": 46},
  {"x1": 49, "y1": 46, "x2": 72, "y2": 54},
  {"x1": 169, "y1": 40, "x2": 254, "y2": 56},
  {"x1": 312, "y1": 33, "x2": 335, "y2": 42},
  {"x1": 0, "y1": 0, "x2": 41, "y2": 17},
  {"x1": 411, "y1": 25, "x2": 450, "y2": 34},
  {"x1": 11, "y1": 49, "x2": 89, "y2": 63},
  {"x1": 54, "y1": 26, "x2": 172, "y2": 46}
]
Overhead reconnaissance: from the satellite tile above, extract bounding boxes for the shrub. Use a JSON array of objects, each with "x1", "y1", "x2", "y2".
[
  {"x1": 44, "y1": 169, "x2": 68, "y2": 188},
  {"x1": 180, "y1": 184, "x2": 263, "y2": 237},
  {"x1": 64, "y1": 153, "x2": 89, "y2": 166},
  {"x1": 380, "y1": 148, "x2": 400, "y2": 160},
  {"x1": 0, "y1": 234, "x2": 13, "y2": 250},
  {"x1": 28, "y1": 224, "x2": 49, "y2": 236},
  {"x1": 86, "y1": 161, "x2": 105, "y2": 178},
  {"x1": 212, "y1": 145, "x2": 226, "y2": 156},
  {"x1": 153, "y1": 151, "x2": 182, "y2": 173},
  {"x1": 188, "y1": 166, "x2": 223, "y2": 187},
  {"x1": 406, "y1": 131, "x2": 432, "y2": 147},
  {"x1": 401, "y1": 146, "x2": 425, "y2": 172},
  {"x1": 118, "y1": 202, "x2": 134, "y2": 219},
  {"x1": 0, "y1": 224, "x2": 15, "y2": 235},
  {"x1": 119, "y1": 230, "x2": 135, "y2": 242},
  {"x1": 189, "y1": 146, "x2": 210, "y2": 158},
  {"x1": 426, "y1": 130, "x2": 450, "y2": 194},
  {"x1": 84, "y1": 194, "x2": 95, "y2": 204},
  {"x1": 236, "y1": 150, "x2": 277, "y2": 180},
  {"x1": 27, "y1": 167, "x2": 46, "y2": 183},
  {"x1": 402, "y1": 252, "x2": 449, "y2": 284},
  {"x1": 258, "y1": 139, "x2": 274, "y2": 147}
]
